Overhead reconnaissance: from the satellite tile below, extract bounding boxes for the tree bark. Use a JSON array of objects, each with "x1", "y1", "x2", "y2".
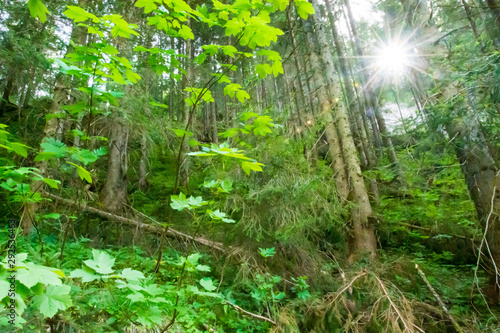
[
  {"x1": 139, "y1": 135, "x2": 149, "y2": 191},
  {"x1": 304, "y1": 18, "x2": 349, "y2": 201},
  {"x1": 461, "y1": 0, "x2": 480, "y2": 38},
  {"x1": 307, "y1": 1, "x2": 377, "y2": 258},
  {"x1": 344, "y1": 0, "x2": 405, "y2": 182},
  {"x1": 100, "y1": 120, "x2": 129, "y2": 212},
  {"x1": 402, "y1": 0, "x2": 500, "y2": 299},
  {"x1": 324, "y1": 0, "x2": 375, "y2": 169},
  {"x1": 486, "y1": 0, "x2": 500, "y2": 30},
  {"x1": 21, "y1": 0, "x2": 88, "y2": 233}
]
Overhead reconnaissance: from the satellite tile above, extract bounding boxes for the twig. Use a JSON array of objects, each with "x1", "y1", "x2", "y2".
[
  {"x1": 326, "y1": 271, "x2": 367, "y2": 306},
  {"x1": 371, "y1": 273, "x2": 412, "y2": 332},
  {"x1": 415, "y1": 264, "x2": 463, "y2": 333},
  {"x1": 474, "y1": 175, "x2": 500, "y2": 291},
  {"x1": 223, "y1": 300, "x2": 276, "y2": 325}
]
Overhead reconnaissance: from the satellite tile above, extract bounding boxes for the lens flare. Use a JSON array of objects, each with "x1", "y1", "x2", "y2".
[{"x1": 375, "y1": 43, "x2": 410, "y2": 76}]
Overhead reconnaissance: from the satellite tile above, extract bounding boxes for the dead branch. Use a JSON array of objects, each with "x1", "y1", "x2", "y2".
[
  {"x1": 326, "y1": 270, "x2": 367, "y2": 306},
  {"x1": 372, "y1": 273, "x2": 414, "y2": 332},
  {"x1": 44, "y1": 192, "x2": 226, "y2": 253},
  {"x1": 223, "y1": 300, "x2": 276, "y2": 325},
  {"x1": 415, "y1": 264, "x2": 463, "y2": 333},
  {"x1": 395, "y1": 221, "x2": 468, "y2": 240}
]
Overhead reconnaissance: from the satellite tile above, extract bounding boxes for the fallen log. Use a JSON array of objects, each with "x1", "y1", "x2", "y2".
[{"x1": 44, "y1": 192, "x2": 226, "y2": 252}]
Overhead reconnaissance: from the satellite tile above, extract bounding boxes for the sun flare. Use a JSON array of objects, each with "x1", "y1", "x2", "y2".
[{"x1": 375, "y1": 43, "x2": 410, "y2": 76}]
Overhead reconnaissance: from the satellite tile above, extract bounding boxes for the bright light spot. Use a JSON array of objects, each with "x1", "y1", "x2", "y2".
[{"x1": 375, "y1": 44, "x2": 410, "y2": 76}]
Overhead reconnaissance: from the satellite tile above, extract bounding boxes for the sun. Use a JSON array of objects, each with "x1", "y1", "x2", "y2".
[{"x1": 375, "y1": 43, "x2": 410, "y2": 76}]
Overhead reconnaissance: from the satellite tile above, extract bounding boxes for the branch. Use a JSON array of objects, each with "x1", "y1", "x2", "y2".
[
  {"x1": 415, "y1": 264, "x2": 463, "y2": 333},
  {"x1": 43, "y1": 192, "x2": 226, "y2": 252},
  {"x1": 372, "y1": 273, "x2": 413, "y2": 332},
  {"x1": 223, "y1": 300, "x2": 276, "y2": 325},
  {"x1": 326, "y1": 270, "x2": 367, "y2": 306}
]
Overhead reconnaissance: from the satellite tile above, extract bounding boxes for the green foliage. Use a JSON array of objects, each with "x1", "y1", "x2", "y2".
[
  {"x1": 27, "y1": 0, "x2": 49, "y2": 22},
  {"x1": 259, "y1": 247, "x2": 276, "y2": 258}
]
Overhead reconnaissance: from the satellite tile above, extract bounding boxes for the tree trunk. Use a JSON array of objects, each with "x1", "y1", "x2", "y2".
[
  {"x1": 21, "y1": 0, "x2": 88, "y2": 233},
  {"x1": 344, "y1": 0, "x2": 405, "y2": 183},
  {"x1": 402, "y1": 0, "x2": 500, "y2": 299},
  {"x1": 210, "y1": 98, "x2": 218, "y2": 144},
  {"x1": 179, "y1": 5, "x2": 193, "y2": 189},
  {"x1": 0, "y1": 68, "x2": 15, "y2": 115},
  {"x1": 324, "y1": 0, "x2": 375, "y2": 169},
  {"x1": 100, "y1": 120, "x2": 129, "y2": 212},
  {"x1": 310, "y1": 0, "x2": 377, "y2": 258},
  {"x1": 304, "y1": 17, "x2": 349, "y2": 201},
  {"x1": 461, "y1": 0, "x2": 480, "y2": 38},
  {"x1": 486, "y1": 0, "x2": 500, "y2": 30},
  {"x1": 287, "y1": 8, "x2": 308, "y2": 114},
  {"x1": 139, "y1": 135, "x2": 149, "y2": 191}
]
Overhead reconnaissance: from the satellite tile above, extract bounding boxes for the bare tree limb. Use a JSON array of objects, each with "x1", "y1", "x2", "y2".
[
  {"x1": 223, "y1": 300, "x2": 276, "y2": 325},
  {"x1": 415, "y1": 264, "x2": 463, "y2": 333},
  {"x1": 44, "y1": 192, "x2": 226, "y2": 252}
]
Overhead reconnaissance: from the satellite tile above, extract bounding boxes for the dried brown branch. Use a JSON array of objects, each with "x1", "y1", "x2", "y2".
[
  {"x1": 44, "y1": 192, "x2": 226, "y2": 252},
  {"x1": 415, "y1": 264, "x2": 463, "y2": 333},
  {"x1": 326, "y1": 270, "x2": 367, "y2": 306},
  {"x1": 372, "y1": 273, "x2": 414, "y2": 332},
  {"x1": 223, "y1": 300, "x2": 276, "y2": 325}
]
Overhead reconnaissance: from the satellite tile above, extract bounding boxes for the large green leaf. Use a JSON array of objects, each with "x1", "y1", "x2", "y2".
[
  {"x1": 66, "y1": 162, "x2": 92, "y2": 183},
  {"x1": 70, "y1": 268, "x2": 99, "y2": 282},
  {"x1": 32, "y1": 285, "x2": 72, "y2": 318},
  {"x1": 17, "y1": 263, "x2": 62, "y2": 289},
  {"x1": 84, "y1": 250, "x2": 115, "y2": 274},
  {"x1": 28, "y1": 0, "x2": 49, "y2": 22},
  {"x1": 199, "y1": 277, "x2": 217, "y2": 291}
]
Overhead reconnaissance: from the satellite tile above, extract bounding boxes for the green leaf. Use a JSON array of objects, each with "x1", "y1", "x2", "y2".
[
  {"x1": 135, "y1": 0, "x2": 158, "y2": 13},
  {"x1": 41, "y1": 138, "x2": 66, "y2": 157},
  {"x1": 32, "y1": 285, "x2": 72, "y2": 318},
  {"x1": 179, "y1": 24, "x2": 194, "y2": 40},
  {"x1": 219, "y1": 180, "x2": 233, "y2": 193},
  {"x1": 170, "y1": 192, "x2": 189, "y2": 211},
  {"x1": 63, "y1": 6, "x2": 99, "y2": 23},
  {"x1": 34, "y1": 152, "x2": 57, "y2": 162},
  {"x1": 43, "y1": 178, "x2": 60, "y2": 189},
  {"x1": 171, "y1": 128, "x2": 193, "y2": 137},
  {"x1": 28, "y1": 0, "x2": 50, "y2": 22},
  {"x1": 66, "y1": 162, "x2": 92, "y2": 183},
  {"x1": 0, "y1": 281, "x2": 10, "y2": 300},
  {"x1": 222, "y1": 45, "x2": 238, "y2": 57},
  {"x1": 256, "y1": 63, "x2": 271, "y2": 78},
  {"x1": 84, "y1": 249, "x2": 115, "y2": 274},
  {"x1": 297, "y1": 290, "x2": 311, "y2": 300},
  {"x1": 236, "y1": 89, "x2": 250, "y2": 103},
  {"x1": 241, "y1": 112, "x2": 259, "y2": 121},
  {"x1": 241, "y1": 161, "x2": 265, "y2": 175},
  {"x1": 271, "y1": 61, "x2": 284, "y2": 76},
  {"x1": 120, "y1": 268, "x2": 145, "y2": 281},
  {"x1": 70, "y1": 268, "x2": 99, "y2": 282},
  {"x1": 17, "y1": 263, "x2": 62, "y2": 289},
  {"x1": 127, "y1": 292, "x2": 146, "y2": 303},
  {"x1": 259, "y1": 247, "x2": 276, "y2": 258},
  {"x1": 43, "y1": 213, "x2": 60, "y2": 219},
  {"x1": 295, "y1": 0, "x2": 315, "y2": 19},
  {"x1": 200, "y1": 277, "x2": 217, "y2": 291},
  {"x1": 225, "y1": 18, "x2": 245, "y2": 36},
  {"x1": 136, "y1": 306, "x2": 163, "y2": 327},
  {"x1": 196, "y1": 265, "x2": 211, "y2": 272},
  {"x1": 102, "y1": 44, "x2": 119, "y2": 55},
  {"x1": 209, "y1": 209, "x2": 235, "y2": 223},
  {"x1": 8, "y1": 142, "x2": 28, "y2": 158}
]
